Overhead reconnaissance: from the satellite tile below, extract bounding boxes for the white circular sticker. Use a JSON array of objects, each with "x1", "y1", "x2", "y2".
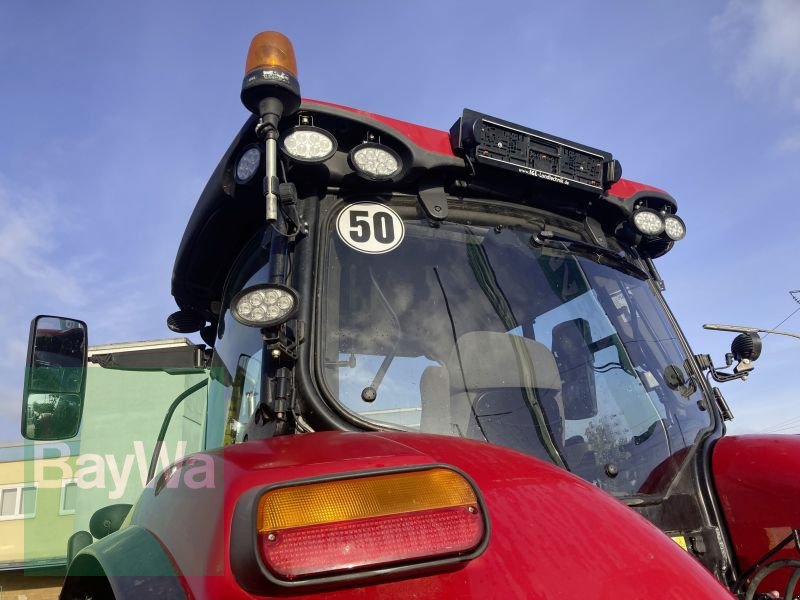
[{"x1": 336, "y1": 202, "x2": 405, "y2": 254}]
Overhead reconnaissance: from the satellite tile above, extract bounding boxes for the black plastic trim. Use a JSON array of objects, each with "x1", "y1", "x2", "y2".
[
  {"x1": 618, "y1": 190, "x2": 678, "y2": 215},
  {"x1": 230, "y1": 463, "x2": 490, "y2": 592},
  {"x1": 647, "y1": 278, "x2": 738, "y2": 585},
  {"x1": 291, "y1": 194, "x2": 359, "y2": 432},
  {"x1": 311, "y1": 194, "x2": 418, "y2": 433},
  {"x1": 701, "y1": 436, "x2": 741, "y2": 587}
]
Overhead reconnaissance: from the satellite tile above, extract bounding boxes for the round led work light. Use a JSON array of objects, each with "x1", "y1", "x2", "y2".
[
  {"x1": 231, "y1": 284, "x2": 299, "y2": 328},
  {"x1": 663, "y1": 215, "x2": 686, "y2": 241},
  {"x1": 631, "y1": 209, "x2": 665, "y2": 236},
  {"x1": 235, "y1": 145, "x2": 262, "y2": 184},
  {"x1": 349, "y1": 143, "x2": 402, "y2": 181},
  {"x1": 281, "y1": 126, "x2": 337, "y2": 163}
]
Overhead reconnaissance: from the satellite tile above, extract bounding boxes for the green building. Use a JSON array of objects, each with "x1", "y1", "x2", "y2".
[{"x1": 0, "y1": 338, "x2": 206, "y2": 598}]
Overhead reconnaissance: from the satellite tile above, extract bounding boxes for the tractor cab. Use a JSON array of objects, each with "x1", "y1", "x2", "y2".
[
  {"x1": 157, "y1": 33, "x2": 741, "y2": 584},
  {"x1": 171, "y1": 40, "x2": 700, "y2": 479}
]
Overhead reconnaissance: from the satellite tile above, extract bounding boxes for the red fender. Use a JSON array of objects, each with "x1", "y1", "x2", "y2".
[{"x1": 713, "y1": 434, "x2": 800, "y2": 594}]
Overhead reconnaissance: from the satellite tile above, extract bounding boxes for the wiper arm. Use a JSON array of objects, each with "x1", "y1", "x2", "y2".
[
  {"x1": 360, "y1": 269, "x2": 401, "y2": 403},
  {"x1": 532, "y1": 230, "x2": 648, "y2": 279}
]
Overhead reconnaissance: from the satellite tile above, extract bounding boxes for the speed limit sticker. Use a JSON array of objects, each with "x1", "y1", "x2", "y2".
[{"x1": 336, "y1": 202, "x2": 405, "y2": 254}]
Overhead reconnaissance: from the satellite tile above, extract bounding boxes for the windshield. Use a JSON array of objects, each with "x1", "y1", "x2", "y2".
[{"x1": 319, "y1": 198, "x2": 711, "y2": 497}]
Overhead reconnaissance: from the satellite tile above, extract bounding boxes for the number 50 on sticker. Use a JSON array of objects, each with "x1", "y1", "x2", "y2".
[{"x1": 336, "y1": 202, "x2": 405, "y2": 254}]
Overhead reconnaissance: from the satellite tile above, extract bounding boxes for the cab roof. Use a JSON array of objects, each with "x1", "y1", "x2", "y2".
[{"x1": 171, "y1": 101, "x2": 676, "y2": 324}]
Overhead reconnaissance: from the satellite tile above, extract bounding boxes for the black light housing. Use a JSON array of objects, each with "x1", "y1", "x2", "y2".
[
  {"x1": 622, "y1": 207, "x2": 686, "y2": 258},
  {"x1": 234, "y1": 145, "x2": 262, "y2": 184},
  {"x1": 637, "y1": 237, "x2": 674, "y2": 259},
  {"x1": 731, "y1": 332, "x2": 762, "y2": 362},
  {"x1": 280, "y1": 126, "x2": 338, "y2": 163},
  {"x1": 231, "y1": 284, "x2": 299, "y2": 328},
  {"x1": 167, "y1": 310, "x2": 205, "y2": 334},
  {"x1": 348, "y1": 142, "x2": 402, "y2": 181},
  {"x1": 663, "y1": 215, "x2": 686, "y2": 241},
  {"x1": 631, "y1": 208, "x2": 665, "y2": 236}
]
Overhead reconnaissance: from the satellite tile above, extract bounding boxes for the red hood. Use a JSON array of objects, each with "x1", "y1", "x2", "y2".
[{"x1": 132, "y1": 432, "x2": 731, "y2": 598}]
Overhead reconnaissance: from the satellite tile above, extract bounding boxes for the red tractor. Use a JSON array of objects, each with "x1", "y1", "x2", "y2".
[{"x1": 21, "y1": 31, "x2": 800, "y2": 599}]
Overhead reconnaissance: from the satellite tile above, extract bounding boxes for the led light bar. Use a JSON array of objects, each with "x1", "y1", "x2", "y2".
[
  {"x1": 450, "y1": 109, "x2": 621, "y2": 193},
  {"x1": 255, "y1": 467, "x2": 487, "y2": 583}
]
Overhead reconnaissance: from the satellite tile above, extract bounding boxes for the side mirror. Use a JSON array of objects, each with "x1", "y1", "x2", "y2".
[
  {"x1": 552, "y1": 318, "x2": 598, "y2": 420},
  {"x1": 22, "y1": 315, "x2": 88, "y2": 440}
]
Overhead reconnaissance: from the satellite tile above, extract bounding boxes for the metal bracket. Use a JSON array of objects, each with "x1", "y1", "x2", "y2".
[
  {"x1": 262, "y1": 325, "x2": 299, "y2": 361},
  {"x1": 417, "y1": 185, "x2": 448, "y2": 221},
  {"x1": 697, "y1": 352, "x2": 751, "y2": 384},
  {"x1": 277, "y1": 182, "x2": 305, "y2": 238}
]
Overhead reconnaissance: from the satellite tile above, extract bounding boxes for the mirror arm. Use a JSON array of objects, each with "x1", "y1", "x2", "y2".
[{"x1": 146, "y1": 378, "x2": 209, "y2": 484}]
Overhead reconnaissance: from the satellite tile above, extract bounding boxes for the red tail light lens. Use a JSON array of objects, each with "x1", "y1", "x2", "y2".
[{"x1": 262, "y1": 506, "x2": 482, "y2": 579}]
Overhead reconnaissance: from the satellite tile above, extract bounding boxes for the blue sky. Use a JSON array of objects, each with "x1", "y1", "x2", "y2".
[{"x1": 1, "y1": 0, "x2": 798, "y2": 443}]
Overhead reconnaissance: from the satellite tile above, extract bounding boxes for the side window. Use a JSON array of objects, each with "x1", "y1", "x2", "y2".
[
  {"x1": 206, "y1": 233, "x2": 271, "y2": 449},
  {"x1": 224, "y1": 350, "x2": 263, "y2": 444},
  {"x1": 533, "y1": 290, "x2": 664, "y2": 448}
]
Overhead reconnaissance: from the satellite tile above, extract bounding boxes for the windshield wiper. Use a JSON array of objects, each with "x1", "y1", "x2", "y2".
[
  {"x1": 531, "y1": 230, "x2": 648, "y2": 280},
  {"x1": 359, "y1": 269, "x2": 401, "y2": 403}
]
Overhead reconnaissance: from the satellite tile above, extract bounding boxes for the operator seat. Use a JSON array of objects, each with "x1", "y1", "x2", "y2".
[
  {"x1": 420, "y1": 332, "x2": 566, "y2": 460},
  {"x1": 419, "y1": 366, "x2": 452, "y2": 435}
]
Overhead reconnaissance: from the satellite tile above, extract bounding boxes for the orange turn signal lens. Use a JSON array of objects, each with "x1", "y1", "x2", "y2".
[
  {"x1": 256, "y1": 468, "x2": 486, "y2": 582},
  {"x1": 245, "y1": 31, "x2": 298, "y2": 78},
  {"x1": 258, "y1": 467, "x2": 477, "y2": 532}
]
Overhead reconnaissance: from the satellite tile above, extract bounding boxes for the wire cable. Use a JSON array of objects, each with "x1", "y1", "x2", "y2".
[{"x1": 763, "y1": 290, "x2": 800, "y2": 338}]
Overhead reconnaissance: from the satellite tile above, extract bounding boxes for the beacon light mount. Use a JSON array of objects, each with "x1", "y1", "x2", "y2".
[{"x1": 240, "y1": 32, "x2": 302, "y2": 223}]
